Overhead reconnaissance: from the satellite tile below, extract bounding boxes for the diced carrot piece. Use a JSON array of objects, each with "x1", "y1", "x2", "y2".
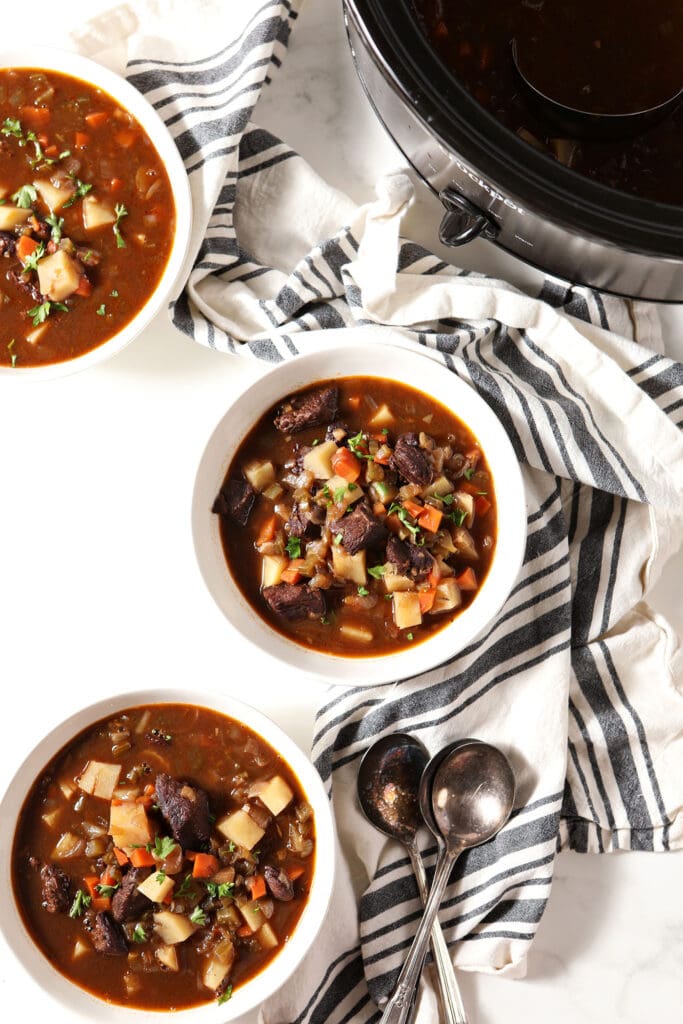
[
  {"x1": 113, "y1": 847, "x2": 129, "y2": 867},
  {"x1": 332, "y1": 447, "x2": 361, "y2": 483},
  {"x1": 417, "y1": 505, "x2": 443, "y2": 533},
  {"x1": 237, "y1": 924, "x2": 253, "y2": 938},
  {"x1": 372, "y1": 502, "x2": 387, "y2": 517},
  {"x1": 21, "y1": 106, "x2": 51, "y2": 129},
  {"x1": 129, "y1": 848, "x2": 155, "y2": 868},
  {"x1": 74, "y1": 131, "x2": 89, "y2": 149},
  {"x1": 143, "y1": 784, "x2": 155, "y2": 796},
  {"x1": 108, "y1": 177, "x2": 124, "y2": 194},
  {"x1": 16, "y1": 235, "x2": 39, "y2": 264},
  {"x1": 192, "y1": 853, "x2": 220, "y2": 879},
  {"x1": 287, "y1": 865, "x2": 305, "y2": 881},
  {"x1": 427, "y1": 565, "x2": 442, "y2": 587},
  {"x1": 280, "y1": 569, "x2": 301, "y2": 584},
  {"x1": 74, "y1": 276, "x2": 92, "y2": 298},
  {"x1": 455, "y1": 567, "x2": 478, "y2": 591},
  {"x1": 100, "y1": 870, "x2": 117, "y2": 888},
  {"x1": 246, "y1": 874, "x2": 267, "y2": 900},
  {"x1": 418, "y1": 588, "x2": 437, "y2": 613},
  {"x1": 135, "y1": 795, "x2": 154, "y2": 808},
  {"x1": 347, "y1": 395, "x2": 361, "y2": 410},
  {"x1": 459, "y1": 480, "x2": 481, "y2": 496},
  {"x1": 115, "y1": 129, "x2": 137, "y2": 148},
  {"x1": 402, "y1": 499, "x2": 423, "y2": 519},
  {"x1": 44, "y1": 144, "x2": 58, "y2": 159},
  {"x1": 83, "y1": 876, "x2": 100, "y2": 899},
  {"x1": 110, "y1": 798, "x2": 123, "y2": 806},
  {"x1": 85, "y1": 111, "x2": 109, "y2": 128},
  {"x1": 256, "y1": 514, "x2": 278, "y2": 546},
  {"x1": 185, "y1": 850, "x2": 197, "y2": 862},
  {"x1": 474, "y1": 495, "x2": 491, "y2": 517},
  {"x1": 91, "y1": 897, "x2": 111, "y2": 912},
  {"x1": 373, "y1": 450, "x2": 393, "y2": 466},
  {"x1": 371, "y1": 433, "x2": 387, "y2": 442}
]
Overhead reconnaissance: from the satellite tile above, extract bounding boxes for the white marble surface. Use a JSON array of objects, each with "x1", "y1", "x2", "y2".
[{"x1": 0, "y1": 0, "x2": 682, "y2": 1022}]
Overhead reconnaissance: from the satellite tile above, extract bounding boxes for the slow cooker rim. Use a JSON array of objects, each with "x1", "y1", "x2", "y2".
[{"x1": 345, "y1": 0, "x2": 683, "y2": 255}]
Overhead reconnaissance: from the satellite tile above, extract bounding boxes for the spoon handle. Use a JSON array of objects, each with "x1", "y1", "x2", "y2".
[
  {"x1": 408, "y1": 847, "x2": 468, "y2": 1024},
  {"x1": 379, "y1": 849, "x2": 459, "y2": 1024}
]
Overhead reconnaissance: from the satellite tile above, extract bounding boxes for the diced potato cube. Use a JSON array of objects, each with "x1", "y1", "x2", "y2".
[
  {"x1": 0, "y1": 205, "x2": 32, "y2": 230},
  {"x1": 59, "y1": 780, "x2": 76, "y2": 801},
  {"x1": 257, "y1": 922, "x2": 279, "y2": 950},
  {"x1": 33, "y1": 178, "x2": 73, "y2": 213},
  {"x1": 37, "y1": 249, "x2": 81, "y2": 302},
  {"x1": 392, "y1": 591, "x2": 422, "y2": 630},
  {"x1": 202, "y1": 957, "x2": 231, "y2": 992},
  {"x1": 52, "y1": 831, "x2": 85, "y2": 859},
  {"x1": 332, "y1": 546, "x2": 366, "y2": 585},
  {"x1": 42, "y1": 808, "x2": 61, "y2": 829},
  {"x1": 453, "y1": 528, "x2": 478, "y2": 561},
  {"x1": 244, "y1": 459, "x2": 275, "y2": 492},
  {"x1": 25, "y1": 323, "x2": 48, "y2": 345},
  {"x1": 303, "y1": 440, "x2": 338, "y2": 480},
  {"x1": 423, "y1": 475, "x2": 455, "y2": 499},
  {"x1": 72, "y1": 939, "x2": 89, "y2": 960},
  {"x1": 327, "y1": 474, "x2": 363, "y2": 512},
  {"x1": 369, "y1": 403, "x2": 395, "y2": 428},
  {"x1": 253, "y1": 775, "x2": 294, "y2": 817},
  {"x1": 262, "y1": 554, "x2": 287, "y2": 588},
  {"x1": 239, "y1": 899, "x2": 264, "y2": 933},
  {"x1": 137, "y1": 871, "x2": 175, "y2": 903},
  {"x1": 155, "y1": 944, "x2": 179, "y2": 971},
  {"x1": 82, "y1": 194, "x2": 115, "y2": 229},
  {"x1": 77, "y1": 760, "x2": 122, "y2": 800},
  {"x1": 123, "y1": 973, "x2": 142, "y2": 997},
  {"x1": 109, "y1": 802, "x2": 152, "y2": 848},
  {"x1": 263, "y1": 482, "x2": 284, "y2": 502},
  {"x1": 153, "y1": 911, "x2": 197, "y2": 945},
  {"x1": 383, "y1": 572, "x2": 414, "y2": 593},
  {"x1": 432, "y1": 579, "x2": 462, "y2": 615},
  {"x1": 453, "y1": 492, "x2": 475, "y2": 529},
  {"x1": 215, "y1": 809, "x2": 264, "y2": 851},
  {"x1": 339, "y1": 623, "x2": 374, "y2": 644}
]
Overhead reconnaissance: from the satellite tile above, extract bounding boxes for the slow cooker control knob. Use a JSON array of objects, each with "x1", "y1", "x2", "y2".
[{"x1": 438, "y1": 188, "x2": 500, "y2": 247}]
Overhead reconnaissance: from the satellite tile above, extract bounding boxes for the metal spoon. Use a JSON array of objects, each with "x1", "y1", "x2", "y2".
[
  {"x1": 378, "y1": 741, "x2": 516, "y2": 1024},
  {"x1": 511, "y1": 40, "x2": 683, "y2": 140},
  {"x1": 357, "y1": 735, "x2": 468, "y2": 1024}
]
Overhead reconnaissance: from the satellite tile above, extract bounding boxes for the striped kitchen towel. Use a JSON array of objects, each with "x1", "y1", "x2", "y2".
[{"x1": 70, "y1": 1, "x2": 683, "y2": 1021}]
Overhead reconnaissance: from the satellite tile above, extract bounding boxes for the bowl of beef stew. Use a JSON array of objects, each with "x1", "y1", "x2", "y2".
[
  {"x1": 193, "y1": 340, "x2": 527, "y2": 685},
  {"x1": 0, "y1": 689, "x2": 334, "y2": 1021},
  {"x1": 0, "y1": 48, "x2": 192, "y2": 378}
]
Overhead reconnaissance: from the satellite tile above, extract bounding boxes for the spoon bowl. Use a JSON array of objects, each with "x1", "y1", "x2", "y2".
[
  {"x1": 357, "y1": 734, "x2": 428, "y2": 844},
  {"x1": 418, "y1": 739, "x2": 474, "y2": 839},
  {"x1": 432, "y1": 741, "x2": 516, "y2": 851}
]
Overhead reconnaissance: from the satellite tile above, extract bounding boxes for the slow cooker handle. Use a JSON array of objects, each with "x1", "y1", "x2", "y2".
[{"x1": 438, "y1": 188, "x2": 499, "y2": 247}]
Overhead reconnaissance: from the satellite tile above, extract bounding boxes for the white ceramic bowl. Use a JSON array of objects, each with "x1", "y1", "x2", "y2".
[
  {"x1": 192, "y1": 339, "x2": 527, "y2": 686},
  {"x1": 0, "y1": 47, "x2": 192, "y2": 380},
  {"x1": 0, "y1": 688, "x2": 335, "y2": 1022}
]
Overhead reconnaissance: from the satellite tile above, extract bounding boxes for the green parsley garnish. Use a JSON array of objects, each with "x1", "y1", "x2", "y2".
[
  {"x1": 384, "y1": 593, "x2": 393, "y2": 600},
  {"x1": 110, "y1": 289, "x2": 119, "y2": 297},
  {"x1": 155, "y1": 871, "x2": 167, "y2": 884},
  {"x1": 69, "y1": 889, "x2": 92, "y2": 919},
  {"x1": 28, "y1": 300, "x2": 68, "y2": 326},
  {"x1": 189, "y1": 905, "x2": 207, "y2": 926},
  {"x1": 11, "y1": 184, "x2": 37, "y2": 209},
  {"x1": 132, "y1": 924, "x2": 147, "y2": 943},
  {"x1": 286, "y1": 536, "x2": 301, "y2": 559},
  {"x1": 1, "y1": 117, "x2": 22, "y2": 139},
  {"x1": 358, "y1": 585, "x2": 369, "y2": 596},
  {"x1": 95, "y1": 882, "x2": 119, "y2": 899},
  {"x1": 311, "y1": 438, "x2": 320, "y2": 446},
  {"x1": 387, "y1": 502, "x2": 421, "y2": 537},
  {"x1": 320, "y1": 615, "x2": 331, "y2": 625},
  {"x1": 205, "y1": 880, "x2": 234, "y2": 899},
  {"x1": 347, "y1": 429, "x2": 373, "y2": 460},
  {"x1": 8, "y1": 339, "x2": 17, "y2": 369},
  {"x1": 368, "y1": 565, "x2": 386, "y2": 579},
  {"x1": 406, "y1": 632, "x2": 414, "y2": 641},
  {"x1": 348, "y1": 482, "x2": 358, "y2": 491},
  {"x1": 440, "y1": 492, "x2": 454, "y2": 505},
  {"x1": 381, "y1": 427, "x2": 389, "y2": 435},
  {"x1": 333, "y1": 533, "x2": 343, "y2": 546},
  {"x1": 463, "y1": 467, "x2": 475, "y2": 480},
  {"x1": 22, "y1": 242, "x2": 45, "y2": 273},
  {"x1": 333, "y1": 485, "x2": 347, "y2": 504},
  {"x1": 176, "y1": 874, "x2": 195, "y2": 898},
  {"x1": 217, "y1": 986, "x2": 233, "y2": 1005},
  {"x1": 147, "y1": 835, "x2": 178, "y2": 859},
  {"x1": 227, "y1": 841, "x2": 236, "y2": 853},
  {"x1": 45, "y1": 213, "x2": 64, "y2": 244},
  {"x1": 113, "y1": 202, "x2": 128, "y2": 248},
  {"x1": 448, "y1": 507, "x2": 468, "y2": 527},
  {"x1": 96, "y1": 304, "x2": 106, "y2": 316},
  {"x1": 62, "y1": 176, "x2": 93, "y2": 208}
]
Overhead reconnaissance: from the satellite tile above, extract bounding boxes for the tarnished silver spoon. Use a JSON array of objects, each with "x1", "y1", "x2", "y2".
[
  {"x1": 378, "y1": 741, "x2": 516, "y2": 1024},
  {"x1": 357, "y1": 735, "x2": 467, "y2": 1024}
]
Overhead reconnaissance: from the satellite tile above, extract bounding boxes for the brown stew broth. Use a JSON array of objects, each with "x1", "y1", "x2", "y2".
[
  {"x1": 413, "y1": 0, "x2": 683, "y2": 204},
  {"x1": 12, "y1": 704, "x2": 314, "y2": 1009},
  {"x1": 0, "y1": 68, "x2": 175, "y2": 367},
  {"x1": 220, "y1": 377, "x2": 497, "y2": 656}
]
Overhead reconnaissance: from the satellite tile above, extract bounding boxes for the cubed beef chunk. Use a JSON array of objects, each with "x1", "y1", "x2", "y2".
[
  {"x1": 39, "y1": 863, "x2": 71, "y2": 914},
  {"x1": 264, "y1": 865, "x2": 294, "y2": 901},
  {"x1": 325, "y1": 420, "x2": 349, "y2": 443},
  {"x1": 90, "y1": 911, "x2": 128, "y2": 956},
  {"x1": 0, "y1": 231, "x2": 17, "y2": 257},
  {"x1": 155, "y1": 773, "x2": 211, "y2": 851},
  {"x1": 212, "y1": 478, "x2": 256, "y2": 526},
  {"x1": 288, "y1": 501, "x2": 325, "y2": 539},
  {"x1": 111, "y1": 868, "x2": 152, "y2": 923},
  {"x1": 386, "y1": 536, "x2": 435, "y2": 582},
  {"x1": 392, "y1": 433, "x2": 433, "y2": 486},
  {"x1": 274, "y1": 385, "x2": 338, "y2": 434},
  {"x1": 262, "y1": 583, "x2": 326, "y2": 621},
  {"x1": 332, "y1": 502, "x2": 387, "y2": 555}
]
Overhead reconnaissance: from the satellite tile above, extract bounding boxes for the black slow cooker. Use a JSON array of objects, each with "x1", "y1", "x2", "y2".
[{"x1": 343, "y1": 0, "x2": 683, "y2": 301}]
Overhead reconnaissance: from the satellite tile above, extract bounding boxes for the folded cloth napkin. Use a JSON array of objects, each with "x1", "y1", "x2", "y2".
[{"x1": 70, "y1": 2, "x2": 683, "y2": 1021}]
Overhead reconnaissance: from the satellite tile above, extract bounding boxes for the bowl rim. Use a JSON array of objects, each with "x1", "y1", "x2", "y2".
[
  {"x1": 0, "y1": 45, "x2": 193, "y2": 381},
  {"x1": 192, "y1": 336, "x2": 527, "y2": 686},
  {"x1": 0, "y1": 687, "x2": 335, "y2": 1022}
]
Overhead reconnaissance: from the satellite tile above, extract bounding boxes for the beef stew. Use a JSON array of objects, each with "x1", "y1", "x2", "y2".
[
  {"x1": 11, "y1": 703, "x2": 315, "y2": 1010},
  {"x1": 214, "y1": 377, "x2": 497, "y2": 657}
]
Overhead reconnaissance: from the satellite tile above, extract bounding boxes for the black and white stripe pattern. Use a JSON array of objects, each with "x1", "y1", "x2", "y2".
[{"x1": 124, "y1": 4, "x2": 683, "y2": 1020}]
